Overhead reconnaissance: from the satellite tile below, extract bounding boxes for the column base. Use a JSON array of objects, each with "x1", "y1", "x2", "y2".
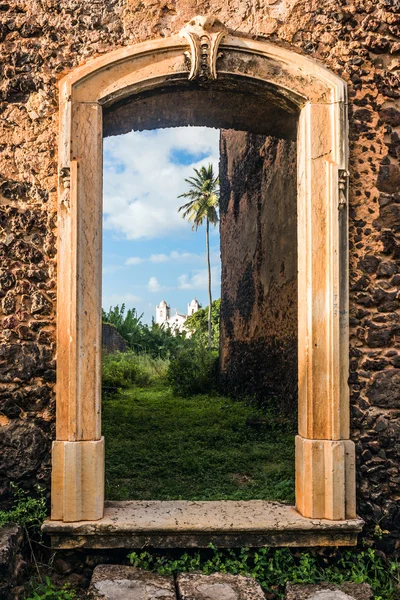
[
  {"x1": 295, "y1": 436, "x2": 356, "y2": 520},
  {"x1": 51, "y1": 437, "x2": 104, "y2": 522}
]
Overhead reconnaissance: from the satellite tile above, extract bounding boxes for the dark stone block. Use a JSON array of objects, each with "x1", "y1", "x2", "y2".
[
  {"x1": 377, "y1": 166, "x2": 400, "y2": 196},
  {"x1": 367, "y1": 369, "x2": 400, "y2": 408},
  {"x1": 0, "y1": 524, "x2": 25, "y2": 599},
  {"x1": 102, "y1": 323, "x2": 127, "y2": 354},
  {"x1": 379, "y1": 107, "x2": 400, "y2": 127},
  {"x1": 0, "y1": 421, "x2": 47, "y2": 479},
  {"x1": 358, "y1": 254, "x2": 380, "y2": 274},
  {"x1": 0, "y1": 343, "x2": 44, "y2": 382}
]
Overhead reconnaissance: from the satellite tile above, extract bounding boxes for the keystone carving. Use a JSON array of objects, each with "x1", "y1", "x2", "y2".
[
  {"x1": 338, "y1": 169, "x2": 349, "y2": 211},
  {"x1": 179, "y1": 16, "x2": 227, "y2": 82},
  {"x1": 59, "y1": 166, "x2": 71, "y2": 209}
]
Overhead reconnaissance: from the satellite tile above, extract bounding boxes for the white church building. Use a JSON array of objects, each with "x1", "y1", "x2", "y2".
[{"x1": 155, "y1": 298, "x2": 201, "y2": 335}]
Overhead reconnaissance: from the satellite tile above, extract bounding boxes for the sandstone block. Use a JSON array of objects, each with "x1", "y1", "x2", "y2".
[
  {"x1": 88, "y1": 565, "x2": 175, "y2": 599},
  {"x1": 285, "y1": 583, "x2": 373, "y2": 600},
  {"x1": 177, "y1": 572, "x2": 265, "y2": 600}
]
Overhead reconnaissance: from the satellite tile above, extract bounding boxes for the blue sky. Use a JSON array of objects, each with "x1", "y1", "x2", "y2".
[{"x1": 102, "y1": 127, "x2": 221, "y2": 323}]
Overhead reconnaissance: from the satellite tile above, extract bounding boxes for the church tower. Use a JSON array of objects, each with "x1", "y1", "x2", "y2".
[
  {"x1": 156, "y1": 299, "x2": 170, "y2": 325},
  {"x1": 187, "y1": 298, "x2": 201, "y2": 316}
]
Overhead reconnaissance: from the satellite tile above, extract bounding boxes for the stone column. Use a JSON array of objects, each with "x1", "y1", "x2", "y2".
[{"x1": 51, "y1": 99, "x2": 104, "y2": 522}]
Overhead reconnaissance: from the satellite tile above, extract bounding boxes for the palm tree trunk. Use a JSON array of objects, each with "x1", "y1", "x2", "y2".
[{"x1": 206, "y1": 216, "x2": 212, "y2": 349}]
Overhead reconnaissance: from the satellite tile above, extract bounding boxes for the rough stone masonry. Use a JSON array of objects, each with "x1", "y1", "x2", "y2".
[{"x1": 0, "y1": 0, "x2": 399, "y2": 551}]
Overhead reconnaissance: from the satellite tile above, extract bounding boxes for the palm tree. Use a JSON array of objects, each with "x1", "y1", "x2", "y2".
[{"x1": 178, "y1": 164, "x2": 219, "y2": 348}]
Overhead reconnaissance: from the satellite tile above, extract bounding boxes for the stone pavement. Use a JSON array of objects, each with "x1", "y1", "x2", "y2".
[
  {"x1": 87, "y1": 566, "x2": 374, "y2": 599},
  {"x1": 87, "y1": 566, "x2": 266, "y2": 599}
]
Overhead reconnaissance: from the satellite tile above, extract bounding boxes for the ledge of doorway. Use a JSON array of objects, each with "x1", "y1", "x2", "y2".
[{"x1": 42, "y1": 500, "x2": 364, "y2": 549}]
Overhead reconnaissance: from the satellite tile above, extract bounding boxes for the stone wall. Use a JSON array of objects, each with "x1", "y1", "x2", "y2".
[
  {"x1": 102, "y1": 324, "x2": 127, "y2": 354},
  {"x1": 0, "y1": 0, "x2": 399, "y2": 548},
  {"x1": 219, "y1": 131, "x2": 297, "y2": 413}
]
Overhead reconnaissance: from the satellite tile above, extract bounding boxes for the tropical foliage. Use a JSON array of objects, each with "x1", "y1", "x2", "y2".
[
  {"x1": 185, "y1": 298, "x2": 220, "y2": 350},
  {"x1": 102, "y1": 304, "x2": 189, "y2": 358},
  {"x1": 178, "y1": 164, "x2": 219, "y2": 347}
]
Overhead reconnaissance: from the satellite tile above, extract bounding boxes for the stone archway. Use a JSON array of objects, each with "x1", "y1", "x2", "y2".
[{"x1": 50, "y1": 16, "x2": 358, "y2": 534}]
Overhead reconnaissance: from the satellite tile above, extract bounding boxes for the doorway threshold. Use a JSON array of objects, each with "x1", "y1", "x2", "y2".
[{"x1": 43, "y1": 500, "x2": 363, "y2": 549}]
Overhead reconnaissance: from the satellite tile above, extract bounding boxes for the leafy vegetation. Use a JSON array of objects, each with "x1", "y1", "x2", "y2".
[
  {"x1": 102, "y1": 304, "x2": 189, "y2": 358},
  {"x1": 185, "y1": 298, "x2": 220, "y2": 350},
  {"x1": 103, "y1": 377, "x2": 295, "y2": 502},
  {"x1": 127, "y1": 545, "x2": 400, "y2": 600},
  {"x1": 0, "y1": 484, "x2": 47, "y2": 536},
  {"x1": 102, "y1": 351, "x2": 169, "y2": 391},
  {"x1": 178, "y1": 163, "x2": 219, "y2": 347},
  {"x1": 167, "y1": 344, "x2": 219, "y2": 397},
  {"x1": 25, "y1": 577, "x2": 76, "y2": 600}
]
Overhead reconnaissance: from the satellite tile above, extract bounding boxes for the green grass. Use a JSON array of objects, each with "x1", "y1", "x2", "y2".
[{"x1": 103, "y1": 384, "x2": 295, "y2": 502}]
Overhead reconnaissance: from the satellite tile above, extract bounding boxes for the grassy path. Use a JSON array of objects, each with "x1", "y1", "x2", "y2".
[{"x1": 103, "y1": 385, "x2": 295, "y2": 502}]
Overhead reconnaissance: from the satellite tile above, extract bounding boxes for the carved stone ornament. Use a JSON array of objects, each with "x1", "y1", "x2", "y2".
[
  {"x1": 179, "y1": 16, "x2": 227, "y2": 82},
  {"x1": 59, "y1": 166, "x2": 71, "y2": 209},
  {"x1": 338, "y1": 169, "x2": 349, "y2": 211}
]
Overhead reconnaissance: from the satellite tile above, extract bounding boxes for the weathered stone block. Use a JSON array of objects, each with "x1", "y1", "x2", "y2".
[
  {"x1": 0, "y1": 524, "x2": 25, "y2": 599},
  {"x1": 102, "y1": 323, "x2": 127, "y2": 354},
  {"x1": 0, "y1": 421, "x2": 47, "y2": 479},
  {"x1": 88, "y1": 565, "x2": 175, "y2": 599},
  {"x1": 367, "y1": 369, "x2": 400, "y2": 408},
  {"x1": 177, "y1": 572, "x2": 265, "y2": 600},
  {"x1": 285, "y1": 582, "x2": 373, "y2": 600}
]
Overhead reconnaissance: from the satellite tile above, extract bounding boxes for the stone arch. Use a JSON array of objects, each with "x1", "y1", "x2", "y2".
[{"x1": 51, "y1": 18, "x2": 356, "y2": 528}]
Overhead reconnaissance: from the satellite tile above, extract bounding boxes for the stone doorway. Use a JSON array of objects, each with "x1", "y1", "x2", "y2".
[{"x1": 44, "y1": 17, "x2": 363, "y2": 547}]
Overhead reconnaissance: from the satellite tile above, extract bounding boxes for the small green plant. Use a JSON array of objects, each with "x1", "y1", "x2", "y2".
[
  {"x1": 25, "y1": 577, "x2": 76, "y2": 600},
  {"x1": 167, "y1": 344, "x2": 219, "y2": 397},
  {"x1": 0, "y1": 484, "x2": 47, "y2": 535},
  {"x1": 127, "y1": 545, "x2": 400, "y2": 599}
]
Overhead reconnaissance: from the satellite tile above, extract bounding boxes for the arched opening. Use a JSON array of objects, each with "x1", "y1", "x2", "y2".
[{"x1": 44, "y1": 19, "x2": 363, "y2": 547}]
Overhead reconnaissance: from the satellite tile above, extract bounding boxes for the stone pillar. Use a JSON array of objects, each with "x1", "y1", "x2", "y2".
[{"x1": 52, "y1": 100, "x2": 105, "y2": 522}]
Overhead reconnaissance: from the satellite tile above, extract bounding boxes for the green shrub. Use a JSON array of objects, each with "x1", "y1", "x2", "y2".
[
  {"x1": 102, "y1": 352, "x2": 139, "y2": 390},
  {"x1": 102, "y1": 352, "x2": 170, "y2": 391},
  {"x1": 167, "y1": 345, "x2": 219, "y2": 397},
  {"x1": 133, "y1": 354, "x2": 169, "y2": 387}
]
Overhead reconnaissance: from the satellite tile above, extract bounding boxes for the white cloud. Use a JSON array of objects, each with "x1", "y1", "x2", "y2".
[
  {"x1": 102, "y1": 264, "x2": 127, "y2": 274},
  {"x1": 125, "y1": 250, "x2": 216, "y2": 267},
  {"x1": 148, "y1": 276, "x2": 161, "y2": 292},
  {"x1": 149, "y1": 254, "x2": 169, "y2": 263},
  {"x1": 102, "y1": 293, "x2": 142, "y2": 307},
  {"x1": 103, "y1": 127, "x2": 220, "y2": 240},
  {"x1": 177, "y1": 266, "x2": 221, "y2": 291},
  {"x1": 125, "y1": 256, "x2": 144, "y2": 265}
]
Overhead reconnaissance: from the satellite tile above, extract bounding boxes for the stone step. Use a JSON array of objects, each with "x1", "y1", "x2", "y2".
[
  {"x1": 177, "y1": 572, "x2": 266, "y2": 599},
  {"x1": 87, "y1": 565, "x2": 375, "y2": 600},
  {"x1": 87, "y1": 565, "x2": 176, "y2": 599},
  {"x1": 285, "y1": 582, "x2": 374, "y2": 599},
  {"x1": 87, "y1": 565, "x2": 266, "y2": 599}
]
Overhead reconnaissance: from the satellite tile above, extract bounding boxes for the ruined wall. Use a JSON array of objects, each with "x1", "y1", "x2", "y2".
[
  {"x1": 0, "y1": 0, "x2": 399, "y2": 547},
  {"x1": 219, "y1": 131, "x2": 297, "y2": 413}
]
